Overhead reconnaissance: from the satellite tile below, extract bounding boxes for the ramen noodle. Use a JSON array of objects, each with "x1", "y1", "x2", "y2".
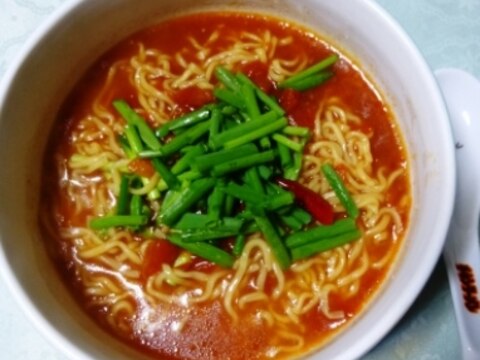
[{"x1": 41, "y1": 12, "x2": 410, "y2": 360}]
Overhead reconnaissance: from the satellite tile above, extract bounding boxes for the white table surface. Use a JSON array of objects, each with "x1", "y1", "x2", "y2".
[{"x1": 1, "y1": 0, "x2": 479, "y2": 359}]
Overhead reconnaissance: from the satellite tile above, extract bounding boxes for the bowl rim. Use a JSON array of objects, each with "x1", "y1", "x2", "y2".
[
  {"x1": 0, "y1": 1, "x2": 96, "y2": 358},
  {"x1": 0, "y1": 0, "x2": 455, "y2": 359},
  {"x1": 317, "y1": 1, "x2": 455, "y2": 360}
]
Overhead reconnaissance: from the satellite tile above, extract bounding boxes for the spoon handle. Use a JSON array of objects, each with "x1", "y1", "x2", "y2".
[{"x1": 435, "y1": 68, "x2": 480, "y2": 360}]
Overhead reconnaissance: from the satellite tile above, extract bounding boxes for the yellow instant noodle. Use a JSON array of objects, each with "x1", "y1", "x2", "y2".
[{"x1": 48, "y1": 27, "x2": 408, "y2": 358}]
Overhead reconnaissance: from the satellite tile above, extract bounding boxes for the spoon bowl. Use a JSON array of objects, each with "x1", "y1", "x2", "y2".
[
  {"x1": 436, "y1": 68, "x2": 480, "y2": 360},
  {"x1": 0, "y1": 1, "x2": 456, "y2": 359}
]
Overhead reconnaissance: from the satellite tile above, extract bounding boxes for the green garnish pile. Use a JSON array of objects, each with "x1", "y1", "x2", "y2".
[{"x1": 89, "y1": 55, "x2": 362, "y2": 269}]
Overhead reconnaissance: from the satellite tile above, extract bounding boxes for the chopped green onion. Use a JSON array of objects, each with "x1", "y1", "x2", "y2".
[
  {"x1": 118, "y1": 135, "x2": 136, "y2": 159},
  {"x1": 116, "y1": 174, "x2": 130, "y2": 215},
  {"x1": 232, "y1": 234, "x2": 246, "y2": 257},
  {"x1": 291, "y1": 207, "x2": 312, "y2": 225},
  {"x1": 157, "y1": 170, "x2": 203, "y2": 192},
  {"x1": 138, "y1": 149, "x2": 162, "y2": 158},
  {"x1": 277, "y1": 142, "x2": 292, "y2": 168},
  {"x1": 244, "y1": 167, "x2": 264, "y2": 194},
  {"x1": 290, "y1": 229, "x2": 362, "y2": 261},
  {"x1": 257, "y1": 165, "x2": 273, "y2": 180},
  {"x1": 236, "y1": 73, "x2": 285, "y2": 116},
  {"x1": 223, "y1": 117, "x2": 288, "y2": 149},
  {"x1": 282, "y1": 126, "x2": 310, "y2": 137},
  {"x1": 282, "y1": 71, "x2": 333, "y2": 91},
  {"x1": 285, "y1": 218, "x2": 357, "y2": 248},
  {"x1": 284, "y1": 151, "x2": 303, "y2": 180},
  {"x1": 259, "y1": 136, "x2": 271, "y2": 150},
  {"x1": 171, "y1": 144, "x2": 206, "y2": 175},
  {"x1": 193, "y1": 143, "x2": 258, "y2": 172},
  {"x1": 129, "y1": 194, "x2": 143, "y2": 216},
  {"x1": 241, "y1": 82, "x2": 261, "y2": 120},
  {"x1": 167, "y1": 106, "x2": 211, "y2": 132},
  {"x1": 177, "y1": 218, "x2": 244, "y2": 242},
  {"x1": 113, "y1": 100, "x2": 162, "y2": 151},
  {"x1": 215, "y1": 67, "x2": 242, "y2": 92},
  {"x1": 160, "y1": 120, "x2": 211, "y2": 157},
  {"x1": 279, "y1": 54, "x2": 338, "y2": 88},
  {"x1": 209, "y1": 107, "x2": 223, "y2": 141},
  {"x1": 224, "y1": 193, "x2": 235, "y2": 216},
  {"x1": 280, "y1": 214, "x2": 303, "y2": 231},
  {"x1": 213, "y1": 88, "x2": 244, "y2": 108},
  {"x1": 180, "y1": 228, "x2": 241, "y2": 242},
  {"x1": 221, "y1": 105, "x2": 237, "y2": 115},
  {"x1": 256, "y1": 90, "x2": 285, "y2": 116},
  {"x1": 254, "y1": 214, "x2": 291, "y2": 269},
  {"x1": 155, "y1": 123, "x2": 171, "y2": 139},
  {"x1": 158, "y1": 178, "x2": 216, "y2": 226},
  {"x1": 222, "y1": 182, "x2": 264, "y2": 206},
  {"x1": 212, "y1": 150, "x2": 277, "y2": 177},
  {"x1": 151, "y1": 158, "x2": 179, "y2": 190},
  {"x1": 209, "y1": 111, "x2": 279, "y2": 149},
  {"x1": 124, "y1": 125, "x2": 144, "y2": 154},
  {"x1": 321, "y1": 163, "x2": 359, "y2": 219},
  {"x1": 207, "y1": 182, "x2": 226, "y2": 220},
  {"x1": 167, "y1": 234, "x2": 235, "y2": 268},
  {"x1": 266, "y1": 192, "x2": 294, "y2": 210},
  {"x1": 272, "y1": 133, "x2": 304, "y2": 152},
  {"x1": 89, "y1": 215, "x2": 147, "y2": 230},
  {"x1": 222, "y1": 182, "x2": 293, "y2": 211},
  {"x1": 174, "y1": 213, "x2": 215, "y2": 230}
]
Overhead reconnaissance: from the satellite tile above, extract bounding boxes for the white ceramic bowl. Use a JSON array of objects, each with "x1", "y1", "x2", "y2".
[{"x1": 0, "y1": 0, "x2": 455, "y2": 359}]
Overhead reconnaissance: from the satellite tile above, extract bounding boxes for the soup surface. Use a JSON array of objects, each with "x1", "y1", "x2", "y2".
[{"x1": 41, "y1": 11, "x2": 410, "y2": 360}]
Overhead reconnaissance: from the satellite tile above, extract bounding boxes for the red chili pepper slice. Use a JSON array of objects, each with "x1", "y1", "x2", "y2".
[{"x1": 276, "y1": 177, "x2": 335, "y2": 225}]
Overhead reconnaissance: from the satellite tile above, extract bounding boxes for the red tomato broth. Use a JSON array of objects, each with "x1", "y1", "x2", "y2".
[{"x1": 40, "y1": 11, "x2": 410, "y2": 360}]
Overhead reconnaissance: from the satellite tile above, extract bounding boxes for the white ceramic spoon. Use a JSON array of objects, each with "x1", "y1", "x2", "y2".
[{"x1": 435, "y1": 68, "x2": 480, "y2": 360}]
